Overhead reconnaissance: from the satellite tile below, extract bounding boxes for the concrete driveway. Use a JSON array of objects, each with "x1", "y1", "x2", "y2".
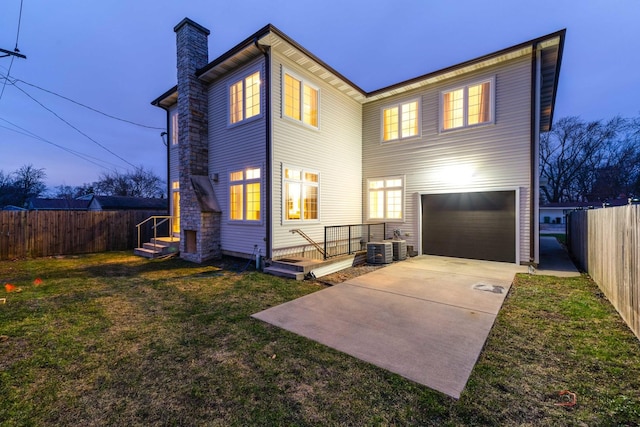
[{"x1": 253, "y1": 256, "x2": 527, "y2": 399}]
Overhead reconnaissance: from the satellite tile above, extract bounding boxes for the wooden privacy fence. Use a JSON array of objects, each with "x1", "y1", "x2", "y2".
[
  {"x1": 567, "y1": 205, "x2": 640, "y2": 340},
  {"x1": 0, "y1": 210, "x2": 166, "y2": 260}
]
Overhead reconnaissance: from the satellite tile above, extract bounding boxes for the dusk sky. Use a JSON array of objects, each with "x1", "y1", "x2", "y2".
[{"x1": 1, "y1": 0, "x2": 638, "y2": 190}]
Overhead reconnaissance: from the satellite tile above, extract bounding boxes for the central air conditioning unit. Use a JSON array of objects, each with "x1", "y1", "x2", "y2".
[
  {"x1": 386, "y1": 239, "x2": 407, "y2": 261},
  {"x1": 367, "y1": 241, "x2": 393, "y2": 264}
]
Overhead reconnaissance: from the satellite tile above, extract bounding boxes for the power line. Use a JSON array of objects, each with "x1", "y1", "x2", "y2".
[
  {"x1": 10, "y1": 82, "x2": 138, "y2": 169},
  {"x1": 13, "y1": 78, "x2": 165, "y2": 130},
  {"x1": 0, "y1": 72, "x2": 165, "y2": 131},
  {"x1": 15, "y1": 0, "x2": 24, "y2": 50},
  {"x1": 0, "y1": 57, "x2": 15, "y2": 101},
  {"x1": 0, "y1": 0, "x2": 26, "y2": 101},
  {"x1": 0, "y1": 116, "x2": 123, "y2": 171}
]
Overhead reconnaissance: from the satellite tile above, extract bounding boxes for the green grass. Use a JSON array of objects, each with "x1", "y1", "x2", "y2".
[{"x1": 1, "y1": 253, "x2": 639, "y2": 426}]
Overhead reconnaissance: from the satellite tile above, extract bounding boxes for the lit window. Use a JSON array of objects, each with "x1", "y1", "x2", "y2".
[
  {"x1": 382, "y1": 100, "x2": 419, "y2": 142},
  {"x1": 170, "y1": 110, "x2": 179, "y2": 145},
  {"x1": 367, "y1": 177, "x2": 404, "y2": 220},
  {"x1": 230, "y1": 71, "x2": 261, "y2": 124},
  {"x1": 283, "y1": 72, "x2": 318, "y2": 128},
  {"x1": 229, "y1": 168, "x2": 261, "y2": 221},
  {"x1": 283, "y1": 167, "x2": 319, "y2": 221},
  {"x1": 442, "y1": 78, "x2": 493, "y2": 131}
]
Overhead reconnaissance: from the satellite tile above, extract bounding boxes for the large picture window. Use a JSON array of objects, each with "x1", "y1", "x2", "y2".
[
  {"x1": 229, "y1": 167, "x2": 261, "y2": 221},
  {"x1": 441, "y1": 78, "x2": 494, "y2": 131},
  {"x1": 230, "y1": 71, "x2": 261, "y2": 125},
  {"x1": 283, "y1": 71, "x2": 318, "y2": 128},
  {"x1": 283, "y1": 167, "x2": 319, "y2": 221},
  {"x1": 382, "y1": 99, "x2": 420, "y2": 142},
  {"x1": 367, "y1": 177, "x2": 404, "y2": 220}
]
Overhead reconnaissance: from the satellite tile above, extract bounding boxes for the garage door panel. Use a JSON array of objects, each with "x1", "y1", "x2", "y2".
[{"x1": 422, "y1": 191, "x2": 516, "y2": 263}]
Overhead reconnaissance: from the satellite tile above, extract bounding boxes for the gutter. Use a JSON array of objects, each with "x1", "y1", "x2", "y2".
[{"x1": 255, "y1": 38, "x2": 272, "y2": 260}]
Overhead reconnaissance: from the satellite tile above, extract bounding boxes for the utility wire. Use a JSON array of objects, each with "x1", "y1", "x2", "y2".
[
  {"x1": 10, "y1": 82, "x2": 138, "y2": 169},
  {"x1": 15, "y1": 0, "x2": 24, "y2": 50},
  {"x1": 13, "y1": 78, "x2": 165, "y2": 130},
  {"x1": 0, "y1": 0, "x2": 25, "y2": 102},
  {"x1": 0, "y1": 72, "x2": 165, "y2": 131},
  {"x1": 0, "y1": 116, "x2": 123, "y2": 170},
  {"x1": 0, "y1": 58, "x2": 15, "y2": 101}
]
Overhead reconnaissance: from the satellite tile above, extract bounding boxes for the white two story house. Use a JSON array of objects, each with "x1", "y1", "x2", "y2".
[{"x1": 151, "y1": 18, "x2": 564, "y2": 268}]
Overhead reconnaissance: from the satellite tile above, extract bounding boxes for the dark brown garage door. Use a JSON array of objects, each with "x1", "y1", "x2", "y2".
[{"x1": 421, "y1": 191, "x2": 516, "y2": 263}]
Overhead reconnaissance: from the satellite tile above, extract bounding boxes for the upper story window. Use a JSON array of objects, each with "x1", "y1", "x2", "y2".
[
  {"x1": 441, "y1": 77, "x2": 494, "y2": 131},
  {"x1": 283, "y1": 166, "x2": 319, "y2": 221},
  {"x1": 230, "y1": 71, "x2": 261, "y2": 125},
  {"x1": 229, "y1": 167, "x2": 261, "y2": 221},
  {"x1": 382, "y1": 99, "x2": 420, "y2": 142},
  {"x1": 367, "y1": 177, "x2": 404, "y2": 221},
  {"x1": 283, "y1": 71, "x2": 319, "y2": 128},
  {"x1": 170, "y1": 109, "x2": 178, "y2": 145}
]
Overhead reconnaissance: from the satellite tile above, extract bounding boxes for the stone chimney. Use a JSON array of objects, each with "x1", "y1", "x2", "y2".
[{"x1": 175, "y1": 18, "x2": 221, "y2": 262}]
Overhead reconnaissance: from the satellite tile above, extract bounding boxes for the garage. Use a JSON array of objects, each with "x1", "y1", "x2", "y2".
[{"x1": 421, "y1": 190, "x2": 516, "y2": 263}]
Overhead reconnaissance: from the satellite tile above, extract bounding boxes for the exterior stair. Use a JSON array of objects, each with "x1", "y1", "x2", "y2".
[
  {"x1": 264, "y1": 253, "x2": 361, "y2": 281},
  {"x1": 134, "y1": 236, "x2": 180, "y2": 259}
]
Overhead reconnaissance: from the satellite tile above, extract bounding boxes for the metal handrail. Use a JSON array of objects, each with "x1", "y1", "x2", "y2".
[
  {"x1": 136, "y1": 215, "x2": 175, "y2": 249},
  {"x1": 290, "y1": 229, "x2": 326, "y2": 258}
]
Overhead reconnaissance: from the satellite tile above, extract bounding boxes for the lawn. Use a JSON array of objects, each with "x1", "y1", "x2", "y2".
[{"x1": 1, "y1": 252, "x2": 639, "y2": 426}]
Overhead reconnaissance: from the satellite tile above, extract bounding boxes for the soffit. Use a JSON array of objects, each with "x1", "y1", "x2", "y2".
[
  {"x1": 539, "y1": 36, "x2": 562, "y2": 132},
  {"x1": 259, "y1": 32, "x2": 367, "y2": 103},
  {"x1": 365, "y1": 47, "x2": 532, "y2": 103}
]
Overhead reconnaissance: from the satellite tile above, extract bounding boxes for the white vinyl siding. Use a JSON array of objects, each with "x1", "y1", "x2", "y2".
[
  {"x1": 208, "y1": 57, "x2": 267, "y2": 256},
  {"x1": 272, "y1": 55, "x2": 362, "y2": 254},
  {"x1": 362, "y1": 55, "x2": 533, "y2": 263}
]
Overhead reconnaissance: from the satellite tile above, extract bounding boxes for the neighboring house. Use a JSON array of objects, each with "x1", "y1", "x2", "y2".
[
  {"x1": 88, "y1": 196, "x2": 168, "y2": 212},
  {"x1": 541, "y1": 199, "x2": 631, "y2": 224},
  {"x1": 1, "y1": 205, "x2": 27, "y2": 211},
  {"x1": 27, "y1": 198, "x2": 90, "y2": 211},
  {"x1": 151, "y1": 18, "x2": 564, "y2": 265}
]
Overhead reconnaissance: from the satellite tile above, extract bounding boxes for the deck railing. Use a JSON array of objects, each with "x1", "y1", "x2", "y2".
[
  {"x1": 324, "y1": 223, "x2": 386, "y2": 259},
  {"x1": 136, "y1": 216, "x2": 175, "y2": 249}
]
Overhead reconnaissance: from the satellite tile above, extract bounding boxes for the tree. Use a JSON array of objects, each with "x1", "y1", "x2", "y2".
[
  {"x1": 94, "y1": 166, "x2": 165, "y2": 198},
  {"x1": 540, "y1": 116, "x2": 639, "y2": 203},
  {"x1": 0, "y1": 164, "x2": 47, "y2": 208}
]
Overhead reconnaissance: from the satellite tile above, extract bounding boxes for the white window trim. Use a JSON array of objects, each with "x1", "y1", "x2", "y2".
[
  {"x1": 227, "y1": 67, "x2": 263, "y2": 127},
  {"x1": 439, "y1": 76, "x2": 495, "y2": 132},
  {"x1": 228, "y1": 166, "x2": 262, "y2": 224},
  {"x1": 380, "y1": 98, "x2": 421, "y2": 143},
  {"x1": 281, "y1": 68, "x2": 321, "y2": 130},
  {"x1": 366, "y1": 176, "x2": 405, "y2": 221},
  {"x1": 282, "y1": 164, "x2": 321, "y2": 224}
]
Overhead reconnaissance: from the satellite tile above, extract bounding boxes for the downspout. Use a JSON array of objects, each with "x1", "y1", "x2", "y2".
[
  {"x1": 255, "y1": 38, "x2": 272, "y2": 260},
  {"x1": 530, "y1": 44, "x2": 542, "y2": 265}
]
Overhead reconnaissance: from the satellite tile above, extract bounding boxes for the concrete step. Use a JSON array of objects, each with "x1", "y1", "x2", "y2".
[
  {"x1": 263, "y1": 266, "x2": 306, "y2": 281},
  {"x1": 134, "y1": 247, "x2": 164, "y2": 259},
  {"x1": 135, "y1": 238, "x2": 180, "y2": 258}
]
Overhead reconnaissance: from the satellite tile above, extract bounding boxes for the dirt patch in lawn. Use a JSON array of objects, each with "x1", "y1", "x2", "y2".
[{"x1": 311, "y1": 264, "x2": 388, "y2": 286}]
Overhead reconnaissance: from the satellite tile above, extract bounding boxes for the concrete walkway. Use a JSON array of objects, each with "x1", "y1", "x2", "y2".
[
  {"x1": 253, "y1": 256, "x2": 527, "y2": 398},
  {"x1": 537, "y1": 236, "x2": 581, "y2": 277},
  {"x1": 252, "y1": 237, "x2": 580, "y2": 399}
]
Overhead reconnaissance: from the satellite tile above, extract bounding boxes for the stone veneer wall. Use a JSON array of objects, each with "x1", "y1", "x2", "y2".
[{"x1": 175, "y1": 18, "x2": 221, "y2": 262}]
